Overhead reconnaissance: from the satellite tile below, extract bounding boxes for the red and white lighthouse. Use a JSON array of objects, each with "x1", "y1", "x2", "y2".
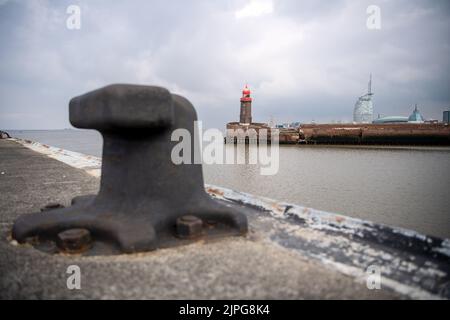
[{"x1": 239, "y1": 84, "x2": 252, "y2": 124}]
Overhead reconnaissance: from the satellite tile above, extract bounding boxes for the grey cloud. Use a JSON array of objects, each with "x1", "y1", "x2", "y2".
[{"x1": 0, "y1": 0, "x2": 449, "y2": 130}]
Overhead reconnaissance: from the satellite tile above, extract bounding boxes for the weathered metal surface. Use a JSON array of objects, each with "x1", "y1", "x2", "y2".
[
  {"x1": 56, "y1": 228, "x2": 92, "y2": 253},
  {"x1": 176, "y1": 215, "x2": 204, "y2": 239},
  {"x1": 11, "y1": 84, "x2": 248, "y2": 254}
]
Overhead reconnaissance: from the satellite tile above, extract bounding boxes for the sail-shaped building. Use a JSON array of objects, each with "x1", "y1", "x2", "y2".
[{"x1": 353, "y1": 75, "x2": 374, "y2": 123}]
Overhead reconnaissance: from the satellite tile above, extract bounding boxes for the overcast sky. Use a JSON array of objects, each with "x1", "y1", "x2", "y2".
[{"x1": 0, "y1": 0, "x2": 449, "y2": 130}]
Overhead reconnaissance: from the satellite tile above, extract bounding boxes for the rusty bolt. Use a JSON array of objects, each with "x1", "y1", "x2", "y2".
[
  {"x1": 40, "y1": 202, "x2": 64, "y2": 212},
  {"x1": 176, "y1": 215, "x2": 203, "y2": 239},
  {"x1": 56, "y1": 228, "x2": 92, "y2": 253}
]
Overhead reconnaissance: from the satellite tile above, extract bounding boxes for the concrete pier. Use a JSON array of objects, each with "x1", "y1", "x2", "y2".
[{"x1": 1, "y1": 138, "x2": 448, "y2": 299}]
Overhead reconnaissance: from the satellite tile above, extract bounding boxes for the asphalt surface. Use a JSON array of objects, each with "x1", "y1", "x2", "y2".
[{"x1": 0, "y1": 139, "x2": 400, "y2": 299}]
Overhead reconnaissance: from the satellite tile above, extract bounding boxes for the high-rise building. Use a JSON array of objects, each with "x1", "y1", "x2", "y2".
[
  {"x1": 444, "y1": 110, "x2": 450, "y2": 124},
  {"x1": 353, "y1": 74, "x2": 374, "y2": 123},
  {"x1": 239, "y1": 84, "x2": 252, "y2": 124}
]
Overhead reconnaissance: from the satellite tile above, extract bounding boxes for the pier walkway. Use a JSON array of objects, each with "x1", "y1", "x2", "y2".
[{"x1": 1, "y1": 138, "x2": 448, "y2": 299}]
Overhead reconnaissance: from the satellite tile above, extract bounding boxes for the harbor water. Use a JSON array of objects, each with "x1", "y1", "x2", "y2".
[{"x1": 9, "y1": 129, "x2": 450, "y2": 239}]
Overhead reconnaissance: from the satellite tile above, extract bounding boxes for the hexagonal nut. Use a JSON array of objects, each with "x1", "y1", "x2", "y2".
[
  {"x1": 176, "y1": 215, "x2": 203, "y2": 239},
  {"x1": 56, "y1": 228, "x2": 92, "y2": 253}
]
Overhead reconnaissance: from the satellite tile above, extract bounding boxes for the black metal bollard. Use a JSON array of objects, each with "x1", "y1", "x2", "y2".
[{"x1": 12, "y1": 84, "x2": 248, "y2": 254}]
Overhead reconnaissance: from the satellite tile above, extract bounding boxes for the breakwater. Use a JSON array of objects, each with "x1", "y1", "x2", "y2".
[{"x1": 301, "y1": 123, "x2": 450, "y2": 145}]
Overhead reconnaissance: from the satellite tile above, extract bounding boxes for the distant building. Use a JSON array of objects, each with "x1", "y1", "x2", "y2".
[
  {"x1": 353, "y1": 74, "x2": 374, "y2": 123},
  {"x1": 372, "y1": 105, "x2": 425, "y2": 124},
  {"x1": 226, "y1": 84, "x2": 270, "y2": 143},
  {"x1": 226, "y1": 85, "x2": 300, "y2": 144},
  {"x1": 444, "y1": 111, "x2": 450, "y2": 124},
  {"x1": 407, "y1": 104, "x2": 425, "y2": 123},
  {"x1": 372, "y1": 116, "x2": 409, "y2": 124}
]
